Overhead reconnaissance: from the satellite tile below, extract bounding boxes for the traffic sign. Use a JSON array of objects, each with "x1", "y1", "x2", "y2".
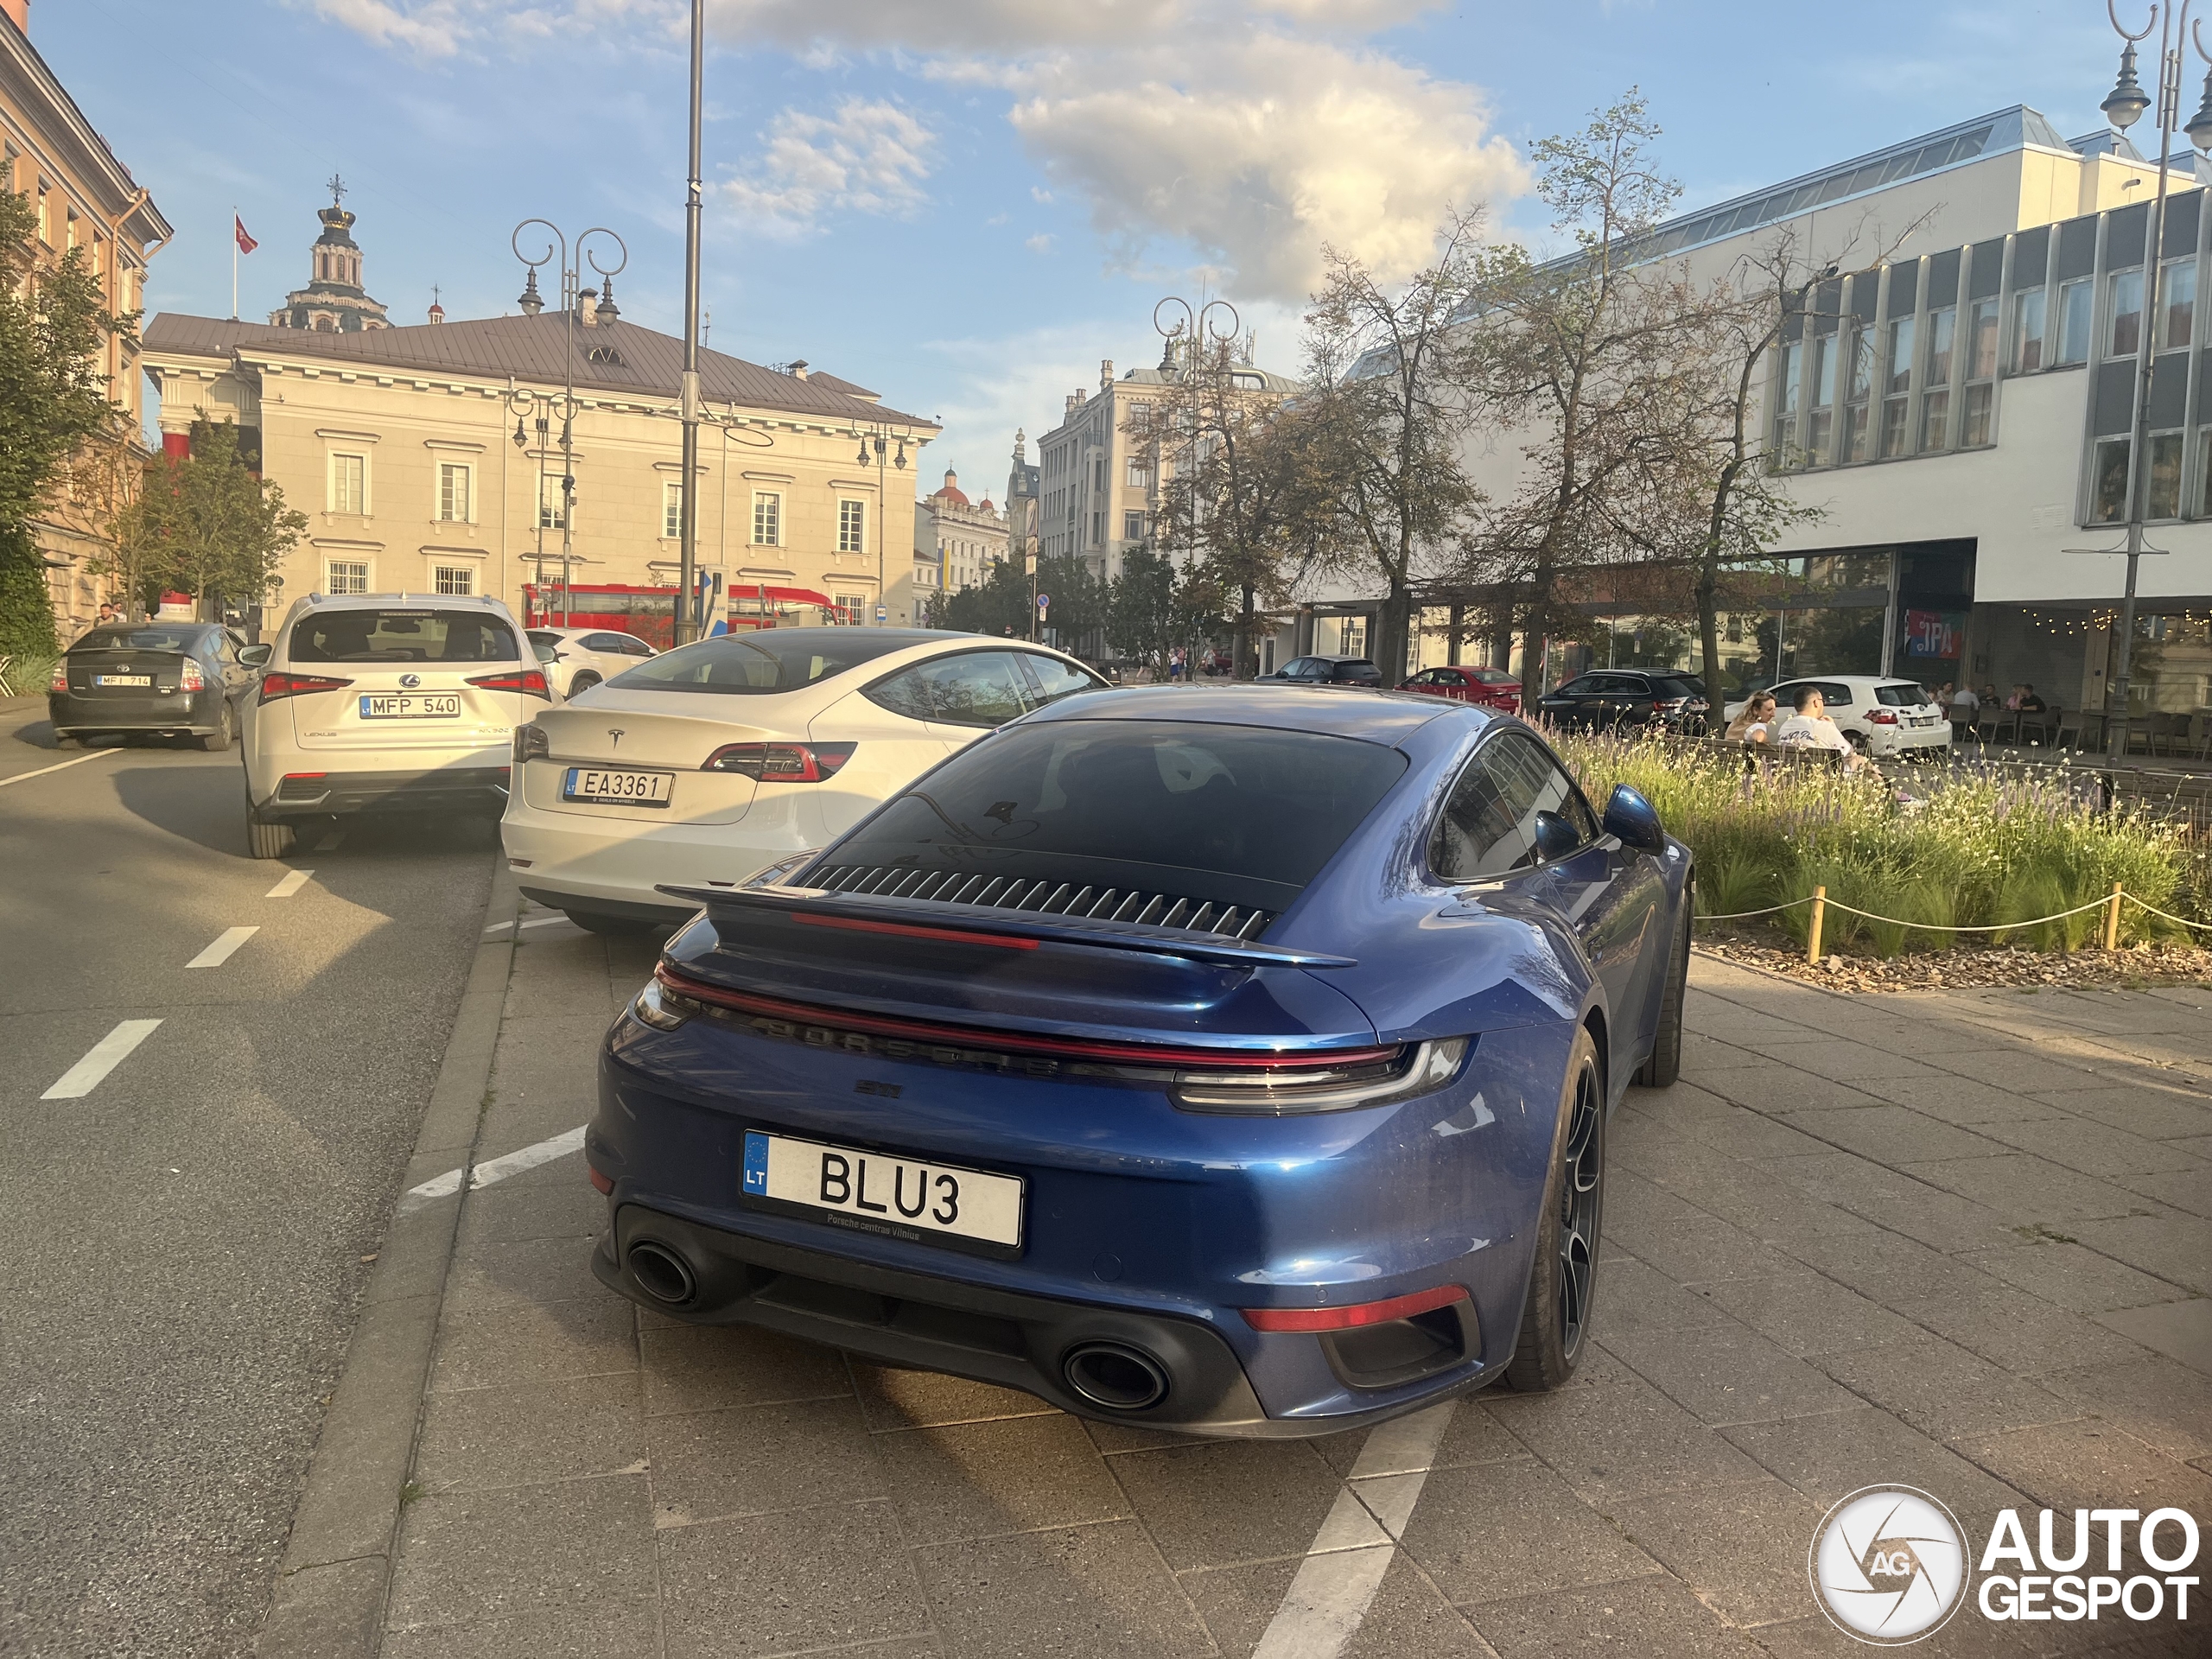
[
  {"x1": 1037, "y1": 593, "x2": 1050, "y2": 611},
  {"x1": 875, "y1": 605, "x2": 887, "y2": 622}
]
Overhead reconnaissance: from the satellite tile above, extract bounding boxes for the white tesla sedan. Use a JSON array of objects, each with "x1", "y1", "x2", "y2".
[{"x1": 501, "y1": 628, "x2": 1109, "y2": 931}]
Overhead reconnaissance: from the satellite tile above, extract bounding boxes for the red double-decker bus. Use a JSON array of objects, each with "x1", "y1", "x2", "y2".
[{"x1": 521, "y1": 582, "x2": 857, "y2": 646}]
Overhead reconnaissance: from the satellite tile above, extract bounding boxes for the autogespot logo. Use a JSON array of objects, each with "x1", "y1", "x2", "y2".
[{"x1": 1810, "y1": 1486, "x2": 1970, "y2": 1644}]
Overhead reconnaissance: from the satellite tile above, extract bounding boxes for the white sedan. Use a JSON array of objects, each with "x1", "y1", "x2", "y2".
[
  {"x1": 526, "y1": 626, "x2": 658, "y2": 698},
  {"x1": 1724, "y1": 675, "x2": 1951, "y2": 757},
  {"x1": 501, "y1": 628, "x2": 1109, "y2": 931}
]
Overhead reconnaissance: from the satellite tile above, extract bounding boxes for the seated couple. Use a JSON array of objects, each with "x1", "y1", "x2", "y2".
[{"x1": 1725, "y1": 685, "x2": 1871, "y2": 772}]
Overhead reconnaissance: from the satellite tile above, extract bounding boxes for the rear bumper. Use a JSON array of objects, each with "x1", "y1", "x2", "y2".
[
  {"x1": 253, "y1": 766, "x2": 511, "y2": 820},
  {"x1": 1868, "y1": 723, "x2": 1952, "y2": 754},
  {"x1": 500, "y1": 793, "x2": 807, "y2": 912},
  {"x1": 592, "y1": 1202, "x2": 1494, "y2": 1439},
  {"x1": 50, "y1": 688, "x2": 224, "y2": 734}
]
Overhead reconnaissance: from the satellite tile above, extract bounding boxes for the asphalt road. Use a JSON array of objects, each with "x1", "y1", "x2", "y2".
[{"x1": 0, "y1": 700, "x2": 495, "y2": 1656}]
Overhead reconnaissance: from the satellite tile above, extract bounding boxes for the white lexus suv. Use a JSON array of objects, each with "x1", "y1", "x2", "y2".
[
  {"x1": 240, "y1": 593, "x2": 551, "y2": 858},
  {"x1": 501, "y1": 627, "x2": 1107, "y2": 932}
]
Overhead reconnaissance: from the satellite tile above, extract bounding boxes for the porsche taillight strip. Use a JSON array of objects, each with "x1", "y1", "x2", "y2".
[{"x1": 652, "y1": 964, "x2": 1397, "y2": 1071}]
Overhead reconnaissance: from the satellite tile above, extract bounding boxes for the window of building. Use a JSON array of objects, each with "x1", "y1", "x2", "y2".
[
  {"x1": 752, "y1": 491, "x2": 782, "y2": 546},
  {"x1": 2109, "y1": 268, "x2": 2145, "y2": 359},
  {"x1": 1772, "y1": 340, "x2": 1803, "y2": 461},
  {"x1": 1919, "y1": 306, "x2": 1955, "y2": 452},
  {"x1": 1123, "y1": 510, "x2": 1145, "y2": 541},
  {"x1": 913, "y1": 564, "x2": 939, "y2": 588},
  {"x1": 1093, "y1": 456, "x2": 1107, "y2": 491},
  {"x1": 2160, "y1": 258, "x2": 2196, "y2": 349},
  {"x1": 835, "y1": 592, "x2": 868, "y2": 622},
  {"x1": 2092, "y1": 432, "x2": 2184, "y2": 522},
  {"x1": 1880, "y1": 317, "x2": 1914, "y2": 458},
  {"x1": 1843, "y1": 326, "x2": 1874, "y2": 462},
  {"x1": 1961, "y1": 297, "x2": 1999, "y2": 447},
  {"x1": 325, "y1": 559, "x2": 369, "y2": 595},
  {"x1": 2011, "y1": 286, "x2": 2046, "y2": 372},
  {"x1": 538, "y1": 475, "x2": 568, "y2": 531},
  {"x1": 35, "y1": 181, "x2": 48, "y2": 245},
  {"x1": 436, "y1": 461, "x2": 471, "y2": 523},
  {"x1": 1126, "y1": 458, "x2": 1151, "y2": 488},
  {"x1": 1807, "y1": 334, "x2": 1837, "y2": 464},
  {"x1": 1128, "y1": 403, "x2": 1152, "y2": 433},
  {"x1": 837, "y1": 498, "x2": 865, "y2": 553},
  {"x1": 433, "y1": 564, "x2": 474, "y2": 596},
  {"x1": 2056, "y1": 277, "x2": 2093, "y2": 365},
  {"x1": 330, "y1": 453, "x2": 366, "y2": 515},
  {"x1": 1091, "y1": 510, "x2": 1103, "y2": 544},
  {"x1": 663, "y1": 480, "x2": 683, "y2": 539}
]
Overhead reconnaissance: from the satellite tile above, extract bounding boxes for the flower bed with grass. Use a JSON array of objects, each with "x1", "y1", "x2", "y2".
[{"x1": 1550, "y1": 728, "x2": 2212, "y2": 957}]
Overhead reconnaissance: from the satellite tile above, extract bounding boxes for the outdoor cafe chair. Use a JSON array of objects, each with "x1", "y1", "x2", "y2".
[{"x1": 2018, "y1": 707, "x2": 2058, "y2": 746}]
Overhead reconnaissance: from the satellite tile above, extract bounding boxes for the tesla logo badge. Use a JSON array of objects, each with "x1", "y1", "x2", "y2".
[
  {"x1": 607, "y1": 728, "x2": 624, "y2": 747},
  {"x1": 399, "y1": 672, "x2": 421, "y2": 689}
]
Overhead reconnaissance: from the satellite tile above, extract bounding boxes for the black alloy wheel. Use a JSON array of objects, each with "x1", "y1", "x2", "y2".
[{"x1": 1507, "y1": 1028, "x2": 1605, "y2": 1391}]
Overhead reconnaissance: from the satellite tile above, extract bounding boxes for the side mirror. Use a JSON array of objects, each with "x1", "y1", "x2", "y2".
[
  {"x1": 238, "y1": 643, "x2": 272, "y2": 668},
  {"x1": 1531, "y1": 810, "x2": 1582, "y2": 864},
  {"x1": 1603, "y1": 784, "x2": 1666, "y2": 854}
]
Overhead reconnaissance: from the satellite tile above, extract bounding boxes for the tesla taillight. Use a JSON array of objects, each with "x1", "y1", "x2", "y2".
[
  {"x1": 467, "y1": 669, "x2": 551, "y2": 700},
  {"x1": 701, "y1": 741, "x2": 857, "y2": 781},
  {"x1": 512, "y1": 721, "x2": 550, "y2": 764},
  {"x1": 179, "y1": 658, "x2": 207, "y2": 692},
  {"x1": 259, "y1": 671, "x2": 354, "y2": 702}
]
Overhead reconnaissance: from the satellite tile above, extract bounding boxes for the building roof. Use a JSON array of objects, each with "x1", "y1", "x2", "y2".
[{"x1": 140, "y1": 311, "x2": 937, "y2": 430}]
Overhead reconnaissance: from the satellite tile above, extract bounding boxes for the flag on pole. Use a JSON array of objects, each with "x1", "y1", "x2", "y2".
[{"x1": 234, "y1": 214, "x2": 257, "y2": 255}]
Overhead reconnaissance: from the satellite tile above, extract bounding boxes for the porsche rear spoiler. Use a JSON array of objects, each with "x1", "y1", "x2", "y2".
[{"x1": 654, "y1": 883, "x2": 1357, "y2": 969}]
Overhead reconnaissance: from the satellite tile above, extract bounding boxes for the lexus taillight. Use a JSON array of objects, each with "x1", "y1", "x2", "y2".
[
  {"x1": 512, "y1": 721, "x2": 550, "y2": 764},
  {"x1": 179, "y1": 658, "x2": 207, "y2": 692},
  {"x1": 467, "y1": 669, "x2": 551, "y2": 700},
  {"x1": 701, "y1": 741, "x2": 857, "y2": 781},
  {"x1": 259, "y1": 671, "x2": 355, "y2": 702},
  {"x1": 1866, "y1": 709, "x2": 1898, "y2": 725}
]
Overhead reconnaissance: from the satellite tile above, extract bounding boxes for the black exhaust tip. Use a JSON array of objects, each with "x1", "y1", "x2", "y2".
[
  {"x1": 1061, "y1": 1341, "x2": 1171, "y2": 1411},
  {"x1": 626, "y1": 1239, "x2": 697, "y2": 1306}
]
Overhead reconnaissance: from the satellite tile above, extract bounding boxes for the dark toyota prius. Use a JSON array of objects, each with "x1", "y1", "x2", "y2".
[
  {"x1": 48, "y1": 621, "x2": 259, "y2": 749},
  {"x1": 588, "y1": 686, "x2": 1693, "y2": 1437}
]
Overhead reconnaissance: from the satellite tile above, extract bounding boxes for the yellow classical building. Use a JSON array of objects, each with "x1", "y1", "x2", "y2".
[
  {"x1": 140, "y1": 213, "x2": 936, "y2": 637},
  {"x1": 3, "y1": 0, "x2": 171, "y2": 632}
]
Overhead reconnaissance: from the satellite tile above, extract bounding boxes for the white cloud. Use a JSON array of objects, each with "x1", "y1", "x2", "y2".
[
  {"x1": 1011, "y1": 35, "x2": 1524, "y2": 302},
  {"x1": 721, "y1": 99, "x2": 938, "y2": 237},
  {"x1": 308, "y1": 0, "x2": 474, "y2": 54},
  {"x1": 1025, "y1": 232, "x2": 1055, "y2": 252},
  {"x1": 707, "y1": 0, "x2": 1183, "y2": 53}
]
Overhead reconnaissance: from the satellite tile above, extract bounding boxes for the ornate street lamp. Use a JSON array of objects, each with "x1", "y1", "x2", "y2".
[{"x1": 2090, "y1": 2, "x2": 2212, "y2": 760}]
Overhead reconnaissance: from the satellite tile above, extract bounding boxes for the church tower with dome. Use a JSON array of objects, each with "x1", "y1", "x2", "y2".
[{"x1": 269, "y1": 176, "x2": 389, "y2": 333}]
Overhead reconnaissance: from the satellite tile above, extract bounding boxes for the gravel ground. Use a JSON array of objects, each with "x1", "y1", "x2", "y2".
[{"x1": 1695, "y1": 935, "x2": 2212, "y2": 995}]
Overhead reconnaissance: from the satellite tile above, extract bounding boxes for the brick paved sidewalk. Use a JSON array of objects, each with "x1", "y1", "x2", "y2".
[{"x1": 376, "y1": 931, "x2": 2212, "y2": 1657}]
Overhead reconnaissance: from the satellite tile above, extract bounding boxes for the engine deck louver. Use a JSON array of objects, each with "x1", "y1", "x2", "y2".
[{"x1": 808, "y1": 864, "x2": 1274, "y2": 941}]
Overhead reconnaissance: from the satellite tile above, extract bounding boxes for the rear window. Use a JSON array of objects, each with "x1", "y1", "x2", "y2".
[
  {"x1": 1648, "y1": 677, "x2": 1703, "y2": 698},
  {"x1": 73, "y1": 626, "x2": 208, "y2": 652},
  {"x1": 1875, "y1": 683, "x2": 1932, "y2": 706},
  {"x1": 828, "y1": 720, "x2": 1409, "y2": 913},
  {"x1": 1471, "y1": 668, "x2": 1516, "y2": 684},
  {"x1": 289, "y1": 608, "x2": 518, "y2": 664},
  {"x1": 608, "y1": 630, "x2": 918, "y2": 695}
]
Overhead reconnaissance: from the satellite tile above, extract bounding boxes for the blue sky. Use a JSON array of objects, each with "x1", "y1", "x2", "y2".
[{"x1": 42, "y1": 0, "x2": 2120, "y2": 487}]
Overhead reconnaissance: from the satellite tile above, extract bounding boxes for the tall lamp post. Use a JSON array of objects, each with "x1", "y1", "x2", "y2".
[
  {"x1": 511, "y1": 219, "x2": 627, "y2": 631},
  {"x1": 2093, "y1": 1, "x2": 2212, "y2": 760},
  {"x1": 1153, "y1": 294, "x2": 1241, "y2": 671},
  {"x1": 677, "y1": 0, "x2": 706, "y2": 644},
  {"x1": 854, "y1": 423, "x2": 909, "y2": 625}
]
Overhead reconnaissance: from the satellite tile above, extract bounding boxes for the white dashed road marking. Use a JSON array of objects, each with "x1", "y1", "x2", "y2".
[
  {"x1": 41, "y1": 1019, "x2": 163, "y2": 1100},
  {"x1": 483, "y1": 915, "x2": 571, "y2": 936},
  {"x1": 186, "y1": 926, "x2": 259, "y2": 969},
  {"x1": 1252, "y1": 1401, "x2": 1457, "y2": 1659},
  {"x1": 264, "y1": 869, "x2": 314, "y2": 898},
  {"x1": 0, "y1": 748, "x2": 119, "y2": 788},
  {"x1": 397, "y1": 1124, "x2": 587, "y2": 1213}
]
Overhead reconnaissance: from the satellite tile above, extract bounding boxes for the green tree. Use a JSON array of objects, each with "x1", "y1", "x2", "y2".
[
  {"x1": 133, "y1": 418, "x2": 308, "y2": 619},
  {"x1": 941, "y1": 556, "x2": 1033, "y2": 638},
  {"x1": 1107, "y1": 544, "x2": 1178, "y2": 674},
  {"x1": 0, "y1": 184, "x2": 134, "y2": 657}
]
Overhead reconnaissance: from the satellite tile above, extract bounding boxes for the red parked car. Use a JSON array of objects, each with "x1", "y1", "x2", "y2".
[{"x1": 1399, "y1": 664, "x2": 1522, "y2": 713}]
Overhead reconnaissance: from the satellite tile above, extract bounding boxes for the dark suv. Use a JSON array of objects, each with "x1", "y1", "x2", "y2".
[
  {"x1": 1257, "y1": 655, "x2": 1384, "y2": 688},
  {"x1": 1534, "y1": 669, "x2": 1710, "y2": 733}
]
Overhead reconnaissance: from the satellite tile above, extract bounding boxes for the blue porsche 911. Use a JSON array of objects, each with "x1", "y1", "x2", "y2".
[{"x1": 587, "y1": 684, "x2": 1692, "y2": 1436}]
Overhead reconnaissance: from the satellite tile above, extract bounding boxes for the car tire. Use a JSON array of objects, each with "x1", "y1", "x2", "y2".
[
  {"x1": 248, "y1": 816, "x2": 296, "y2": 860},
  {"x1": 564, "y1": 908, "x2": 662, "y2": 936},
  {"x1": 1635, "y1": 890, "x2": 1690, "y2": 1089},
  {"x1": 1505, "y1": 1026, "x2": 1605, "y2": 1393},
  {"x1": 199, "y1": 701, "x2": 236, "y2": 752},
  {"x1": 569, "y1": 672, "x2": 600, "y2": 695}
]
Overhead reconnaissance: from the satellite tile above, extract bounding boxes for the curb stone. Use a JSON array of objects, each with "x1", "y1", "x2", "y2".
[{"x1": 252, "y1": 855, "x2": 521, "y2": 1658}]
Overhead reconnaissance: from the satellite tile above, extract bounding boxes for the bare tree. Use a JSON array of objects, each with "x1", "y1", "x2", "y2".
[{"x1": 1299, "y1": 213, "x2": 1499, "y2": 682}]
